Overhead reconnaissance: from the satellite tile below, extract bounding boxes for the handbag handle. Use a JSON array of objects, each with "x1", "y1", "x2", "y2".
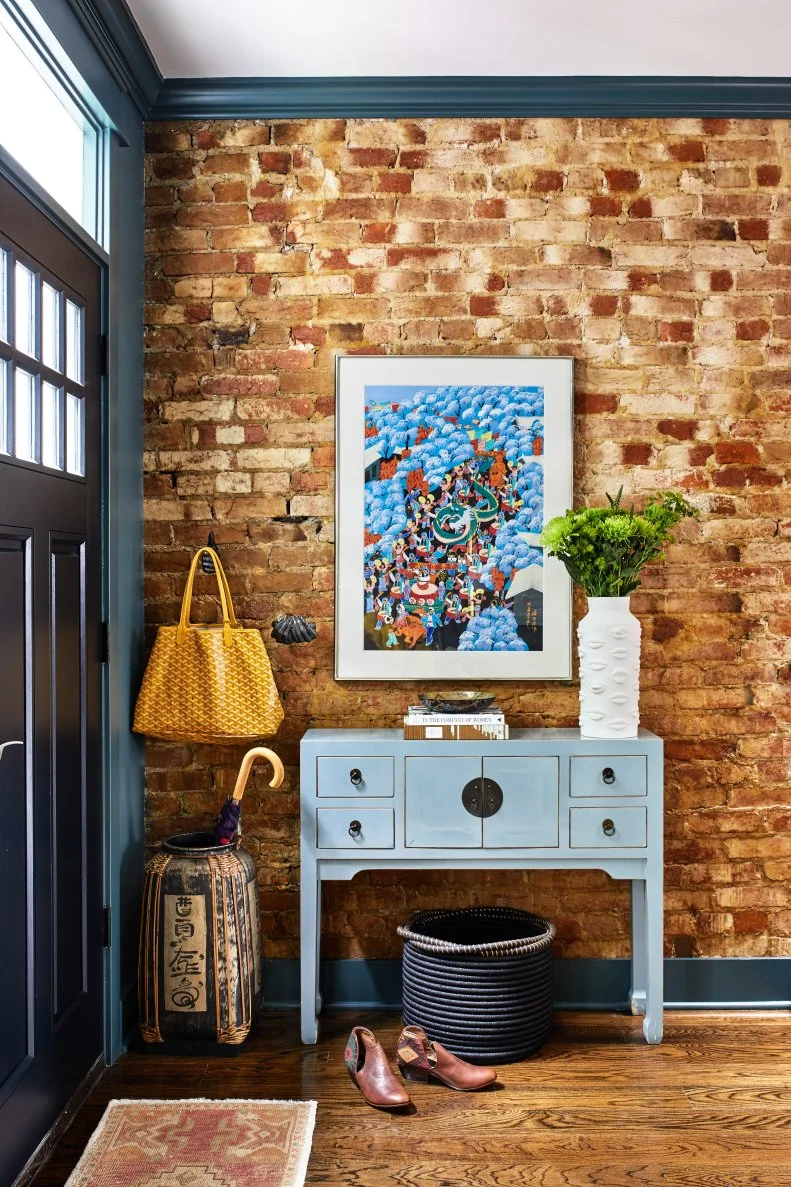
[
  {"x1": 231, "y1": 747, "x2": 285, "y2": 802},
  {"x1": 177, "y1": 547, "x2": 238, "y2": 645}
]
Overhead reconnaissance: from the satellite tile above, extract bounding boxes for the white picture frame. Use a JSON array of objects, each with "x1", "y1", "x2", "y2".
[{"x1": 335, "y1": 355, "x2": 573, "y2": 681}]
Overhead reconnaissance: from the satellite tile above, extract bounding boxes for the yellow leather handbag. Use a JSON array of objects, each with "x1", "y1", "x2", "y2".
[{"x1": 133, "y1": 547, "x2": 284, "y2": 743}]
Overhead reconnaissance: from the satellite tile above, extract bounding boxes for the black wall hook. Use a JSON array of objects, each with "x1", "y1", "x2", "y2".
[{"x1": 201, "y1": 531, "x2": 218, "y2": 575}]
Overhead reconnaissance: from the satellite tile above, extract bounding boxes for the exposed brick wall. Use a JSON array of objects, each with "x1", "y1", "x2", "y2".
[{"x1": 144, "y1": 117, "x2": 791, "y2": 962}]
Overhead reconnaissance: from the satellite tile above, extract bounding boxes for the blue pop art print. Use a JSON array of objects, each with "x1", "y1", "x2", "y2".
[{"x1": 362, "y1": 385, "x2": 546, "y2": 654}]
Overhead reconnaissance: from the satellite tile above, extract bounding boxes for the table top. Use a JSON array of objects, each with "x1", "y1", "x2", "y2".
[{"x1": 302, "y1": 727, "x2": 661, "y2": 742}]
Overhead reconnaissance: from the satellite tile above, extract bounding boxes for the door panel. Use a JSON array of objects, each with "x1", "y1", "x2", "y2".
[
  {"x1": 405, "y1": 757, "x2": 482, "y2": 848},
  {"x1": 52, "y1": 539, "x2": 87, "y2": 1021},
  {"x1": 483, "y1": 756, "x2": 560, "y2": 848},
  {"x1": 0, "y1": 535, "x2": 31, "y2": 1095},
  {"x1": 0, "y1": 174, "x2": 103, "y2": 1185}
]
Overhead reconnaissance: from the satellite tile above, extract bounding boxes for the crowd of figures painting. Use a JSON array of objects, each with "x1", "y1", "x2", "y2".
[{"x1": 363, "y1": 385, "x2": 546, "y2": 653}]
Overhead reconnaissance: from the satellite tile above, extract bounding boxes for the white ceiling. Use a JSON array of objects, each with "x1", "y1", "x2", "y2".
[{"x1": 127, "y1": 0, "x2": 791, "y2": 79}]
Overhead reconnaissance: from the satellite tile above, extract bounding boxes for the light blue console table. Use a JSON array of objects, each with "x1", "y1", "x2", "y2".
[{"x1": 299, "y1": 728, "x2": 664, "y2": 1045}]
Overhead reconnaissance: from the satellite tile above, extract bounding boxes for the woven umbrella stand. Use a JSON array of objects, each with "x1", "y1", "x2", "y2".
[
  {"x1": 398, "y1": 906, "x2": 556, "y2": 1064},
  {"x1": 138, "y1": 747, "x2": 284, "y2": 1053}
]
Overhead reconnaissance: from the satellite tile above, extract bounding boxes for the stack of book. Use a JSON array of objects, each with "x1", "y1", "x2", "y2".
[{"x1": 403, "y1": 705, "x2": 509, "y2": 741}]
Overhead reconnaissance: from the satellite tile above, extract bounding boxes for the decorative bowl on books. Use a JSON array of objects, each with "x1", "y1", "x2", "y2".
[{"x1": 418, "y1": 691, "x2": 497, "y2": 715}]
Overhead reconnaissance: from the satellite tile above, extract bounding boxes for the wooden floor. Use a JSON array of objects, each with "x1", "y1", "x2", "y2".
[{"x1": 29, "y1": 1009, "x2": 791, "y2": 1186}]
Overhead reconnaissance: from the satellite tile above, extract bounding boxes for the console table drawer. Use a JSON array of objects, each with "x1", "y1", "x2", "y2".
[
  {"x1": 570, "y1": 755, "x2": 647, "y2": 798},
  {"x1": 316, "y1": 756, "x2": 394, "y2": 798},
  {"x1": 316, "y1": 808, "x2": 395, "y2": 849},
  {"x1": 570, "y1": 806, "x2": 647, "y2": 848}
]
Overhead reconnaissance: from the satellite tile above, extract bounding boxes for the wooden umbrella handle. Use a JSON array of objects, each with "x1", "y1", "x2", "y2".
[{"x1": 231, "y1": 746, "x2": 285, "y2": 802}]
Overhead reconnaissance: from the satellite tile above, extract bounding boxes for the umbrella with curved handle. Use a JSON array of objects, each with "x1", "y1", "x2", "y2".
[
  {"x1": 231, "y1": 746, "x2": 284, "y2": 801},
  {"x1": 214, "y1": 746, "x2": 285, "y2": 845}
]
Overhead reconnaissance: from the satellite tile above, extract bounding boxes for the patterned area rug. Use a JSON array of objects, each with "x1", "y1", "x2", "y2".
[{"x1": 65, "y1": 1098, "x2": 317, "y2": 1187}]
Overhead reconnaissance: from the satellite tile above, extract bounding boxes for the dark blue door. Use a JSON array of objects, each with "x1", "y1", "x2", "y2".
[{"x1": 0, "y1": 174, "x2": 103, "y2": 1186}]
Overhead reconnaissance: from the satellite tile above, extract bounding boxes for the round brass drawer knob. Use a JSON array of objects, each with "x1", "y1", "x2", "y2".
[{"x1": 602, "y1": 818, "x2": 616, "y2": 837}]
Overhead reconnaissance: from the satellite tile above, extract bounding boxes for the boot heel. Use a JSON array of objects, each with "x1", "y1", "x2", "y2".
[{"x1": 398, "y1": 1060, "x2": 429, "y2": 1082}]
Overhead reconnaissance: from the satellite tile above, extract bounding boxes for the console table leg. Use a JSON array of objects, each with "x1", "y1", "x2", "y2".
[
  {"x1": 300, "y1": 863, "x2": 319, "y2": 1044},
  {"x1": 315, "y1": 880, "x2": 323, "y2": 1016},
  {"x1": 642, "y1": 874, "x2": 664, "y2": 1045},
  {"x1": 629, "y1": 879, "x2": 647, "y2": 1017}
]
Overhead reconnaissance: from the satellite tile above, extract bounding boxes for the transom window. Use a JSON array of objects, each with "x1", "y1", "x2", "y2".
[
  {"x1": 0, "y1": 240, "x2": 85, "y2": 477},
  {"x1": 0, "y1": 6, "x2": 105, "y2": 244}
]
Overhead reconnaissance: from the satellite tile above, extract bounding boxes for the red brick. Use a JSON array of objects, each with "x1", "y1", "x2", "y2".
[
  {"x1": 575, "y1": 392, "x2": 618, "y2": 414},
  {"x1": 474, "y1": 198, "x2": 507, "y2": 219},
  {"x1": 162, "y1": 253, "x2": 235, "y2": 275},
  {"x1": 589, "y1": 295, "x2": 618, "y2": 316},
  {"x1": 589, "y1": 196, "x2": 622, "y2": 216},
  {"x1": 714, "y1": 466, "x2": 782, "y2": 488},
  {"x1": 757, "y1": 165, "x2": 782, "y2": 186},
  {"x1": 604, "y1": 169, "x2": 641, "y2": 192},
  {"x1": 531, "y1": 170, "x2": 564, "y2": 192},
  {"x1": 709, "y1": 270, "x2": 734, "y2": 291},
  {"x1": 736, "y1": 319, "x2": 770, "y2": 340},
  {"x1": 658, "y1": 419, "x2": 696, "y2": 440},
  {"x1": 252, "y1": 203, "x2": 288, "y2": 223},
  {"x1": 201, "y1": 153, "x2": 249, "y2": 175},
  {"x1": 251, "y1": 180, "x2": 282, "y2": 199},
  {"x1": 739, "y1": 219, "x2": 769, "y2": 240},
  {"x1": 347, "y1": 148, "x2": 398, "y2": 167},
  {"x1": 629, "y1": 197, "x2": 653, "y2": 218},
  {"x1": 258, "y1": 151, "x2": 292, "y2": 174},
  {"x1": 733, "y1": 910, "x2": 769, "y2": 933},
  {"x1": 668, "y1": 141, "x2": 706, "y2": 163},
  {"x1": 660, "y1": 320, "x2": 694, "y2": 342},
  {"x1": 622, "y1": 443, "x2": 652, "y2": 465},
  {"x1": 153, "y1": 156, "x2": 195, "y2": 181},
  {"x1": 214, "y1": 180, "x2": 248, "y2": 203},
  {"x1": 714, "y1": 441, "x2": 761, "y2": 464},
  {"x1": 376, "y1": 172, "x2": 412, "y2": 193}
]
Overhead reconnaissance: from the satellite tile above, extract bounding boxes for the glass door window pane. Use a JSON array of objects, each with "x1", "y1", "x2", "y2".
[
  {"x1": 0, "y1": 249, "x2": 7, "y2": 343},
  {"x1": 14, "y1": 367, "x2": 37, "y2": 462},
  {"x1": 66, "y1": 393, "x2": 83, "y2": 476},
  {"x1": 41, "y1": 381, "x2": 62, "y2": 469},
  {"x1": 14, "y1": 261, "x2": 36, "y2": 359},
  {"x1": 65, "y1": 300, "x2": 83, "y2": 384},
  {"x1": 41, "y1": 283, "x2": 61, "y2": 371},
  {"x1": 0, "y1": 360, "x2": 8, "y2": 454}
]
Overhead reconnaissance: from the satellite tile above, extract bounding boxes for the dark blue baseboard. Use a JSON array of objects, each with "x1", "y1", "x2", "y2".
[{"x1": 262, "y1": 958, "x2": 791, "y2": 1010}]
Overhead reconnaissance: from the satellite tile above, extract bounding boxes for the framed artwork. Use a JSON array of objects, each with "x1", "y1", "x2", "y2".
[{"x1": 335, "y1": 355, "x2": 573, "y2": 681}]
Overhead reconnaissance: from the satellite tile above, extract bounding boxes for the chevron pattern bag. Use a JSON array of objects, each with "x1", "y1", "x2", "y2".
[{"x1": 133, "y1": 547, "x2": 284, "y2": 743}]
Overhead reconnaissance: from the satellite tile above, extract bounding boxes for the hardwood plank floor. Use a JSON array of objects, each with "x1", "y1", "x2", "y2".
[{"x1": 28, "y1": 1010, "x2": 791, "y2": 1187}]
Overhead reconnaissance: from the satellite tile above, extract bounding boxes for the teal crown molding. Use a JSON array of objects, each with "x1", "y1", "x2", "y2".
[
  {"x1": 64, "y1": 0, "x2": 162, "y2": 115},
  {"x1": 149, "y1": 75, "x2": 791, "y2": 121}
]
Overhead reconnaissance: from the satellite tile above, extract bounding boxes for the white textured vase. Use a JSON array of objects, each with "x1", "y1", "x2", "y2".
[{"x1": 577, "y1": 596, "x2": 641, "y2": 739}]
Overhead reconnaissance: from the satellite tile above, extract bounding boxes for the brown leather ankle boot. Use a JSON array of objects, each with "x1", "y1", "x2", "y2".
[
  {"x1": 396, "y1": 1024, "x2": 497, "y2": 1091},
  {"x1": 345, "y1": 1027, "x2": 411, "y2": 1109}
]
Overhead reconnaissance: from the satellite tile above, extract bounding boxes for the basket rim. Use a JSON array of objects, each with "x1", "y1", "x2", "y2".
[{"x1": 398, "y1": 906, "x2": 555, "y2": 957}]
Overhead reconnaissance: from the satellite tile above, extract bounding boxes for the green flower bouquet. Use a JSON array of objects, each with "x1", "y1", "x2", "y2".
[{"x1": 540, "y1": 488, "x2": 697, "y2": 597}]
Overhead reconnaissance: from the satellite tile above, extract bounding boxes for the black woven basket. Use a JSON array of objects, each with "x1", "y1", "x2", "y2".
[{"x1": 398, "y1": 906, "x2": 555, "y2": 1064}]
